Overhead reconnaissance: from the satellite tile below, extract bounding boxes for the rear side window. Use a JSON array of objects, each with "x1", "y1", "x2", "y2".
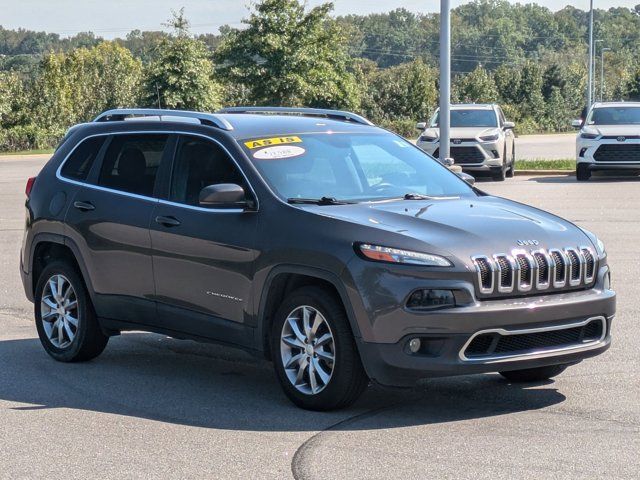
[
  {"x1": 96, "y1": 134, "x2": 169, "y2": 197},
  {"x1": 60, "y1": 136, "x2": 105, "y2": 181}
]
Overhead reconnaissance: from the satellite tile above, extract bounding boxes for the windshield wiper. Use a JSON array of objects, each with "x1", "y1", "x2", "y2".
[
  {"x1": 402, "y1": 193, "x2": 437, "y2": 200},
  {"x1": 287, "y1": 196, "x2": 351, "y2": 205}
]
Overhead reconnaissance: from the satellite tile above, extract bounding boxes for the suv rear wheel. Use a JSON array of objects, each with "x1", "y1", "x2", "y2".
[
  {"x1": 35, "y1": 261, "x2": 108, "y2": 362},
  {"x1": 499, "y1": 364, "x2": 568, "y2": 382},
  {"x1": 271, "y1": 286, "x2": 368, "y2": 410}
]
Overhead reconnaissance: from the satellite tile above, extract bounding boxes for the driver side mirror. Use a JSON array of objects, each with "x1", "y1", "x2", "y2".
[
  {"x1": 416, "y1": 122, "x2": 427, "y2": 131},
  {"x1": 199, "y1": 183, "x2": 254, "y2": 209},
  {"x1": 457, "y1": 172, "x2": 475, "y2": 186},
  {"x1": 571, "y1": 119, "x2": 583, "y2": 129},
  {"x1": 503, "y1": 121, "x2": 515, "y2": 130}
]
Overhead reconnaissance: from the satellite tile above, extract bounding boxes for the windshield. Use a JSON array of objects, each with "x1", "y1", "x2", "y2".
[
  {"x1": 240, "y1": 132, "x2": 474, "y2": 202},
  {"x1": 587, "y1": 107, "x2": 640, "y2": 125},
  {"x1": 431, "y1": 109, "x2": 498, "y2": 128}
]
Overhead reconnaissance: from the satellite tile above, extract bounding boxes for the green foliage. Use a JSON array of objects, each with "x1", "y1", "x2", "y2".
[
  {"x1": 215, "y1": 0, "x2": 360, "y2": 109},
  {"x1": 142, "y1": 10, "x2": 221, "y2": 111},
  {"x1": 453, "y1": 66, "x2": 498, "y2": 103}
]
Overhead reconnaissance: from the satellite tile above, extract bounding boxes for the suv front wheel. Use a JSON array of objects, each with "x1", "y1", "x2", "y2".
[
  {"x1": 35, "y1": 261, "x2": 109, "y2": 362},
  {"x1": 271, "y1": 286, "x2": 368, "y2": 410}
]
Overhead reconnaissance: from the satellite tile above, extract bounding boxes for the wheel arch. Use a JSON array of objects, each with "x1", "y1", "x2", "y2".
[
  {"x1": 256, "y1": 265, "x2": 361, "y2": 360},
  {"x1": 30, "y1": 234, "x2": 95, "y2": 303}
]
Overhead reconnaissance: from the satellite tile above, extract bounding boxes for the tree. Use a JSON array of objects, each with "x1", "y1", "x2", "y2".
[
  {"x1": 453, "y1": 66, "x2": 498, "y2": 103},
  {"x1": 142, "y1": 10, "x2": 221, "y2": 111},
  {"x1": 215, "y1": 0, "x2": 361, "y2": 110}
]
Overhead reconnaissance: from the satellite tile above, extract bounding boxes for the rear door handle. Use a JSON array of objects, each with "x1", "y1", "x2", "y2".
[
  {"x1": 155, "y1": 215, "x2": 181, "y2": 227},
  {"x1": 73, "y1": 201, "x2": 95, "y2": 212}
]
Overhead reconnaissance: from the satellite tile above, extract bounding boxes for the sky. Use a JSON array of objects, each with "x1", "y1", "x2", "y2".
[{"x1": 0, "y1": 0, "x2": 638, "y2": 38}]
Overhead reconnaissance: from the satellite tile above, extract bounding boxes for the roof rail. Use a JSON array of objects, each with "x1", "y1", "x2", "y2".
[
  {"x1": 217, "y1": 106, "x2": 374, "y2": 126},
  {"x1": 93, "y1": 108, "x2": 234, "y2": 131}
]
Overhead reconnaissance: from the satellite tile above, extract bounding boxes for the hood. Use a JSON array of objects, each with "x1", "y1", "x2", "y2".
[
  {"x1": 423, "y1": 126, "x2": 499, "y2": 141},
  {"x1": 308, "y1": 196, "x2": 592, "y2": 264},
  {"x1": 583, "y1": 124, "x2": 640, "y2": 136}
]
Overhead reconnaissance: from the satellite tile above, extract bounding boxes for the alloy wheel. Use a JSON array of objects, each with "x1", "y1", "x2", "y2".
[
  {"x1": 40, "y1": 274, "x2": 79, "y2": 349},
  {"x1": 280, "y1": 305, "x2": 335, "y2": 395}
]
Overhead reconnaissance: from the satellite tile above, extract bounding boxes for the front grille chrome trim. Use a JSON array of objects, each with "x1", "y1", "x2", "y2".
[
  {"x1": 513, "y1": 249, "x2": 536, "y2": 292},
  {"x1": 471, "y1": 255, "x2": 495, "y2": 294},
  {"x1": 493, "y1": 253, "x2": 516, "y2": 293},
  {"x1": 580, "y1": 246, "x2": 597, "y2": 284},
  {"x1": 565, "y1": 247, "x2": 584, "y2": 287},
  {"x1": 459, "y1": 316, "x2": 607, "y2": 363},
  {"x1": 549, "y1": 248, "x2": 568, "y2": 288},
  {"x1": 531, "y1": 249, "x2": 551, "y2": 290}
]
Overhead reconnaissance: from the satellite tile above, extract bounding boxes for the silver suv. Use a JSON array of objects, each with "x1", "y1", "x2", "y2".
[{"x1": 416, "y1": 104, "x2": 516, "y2": 181}]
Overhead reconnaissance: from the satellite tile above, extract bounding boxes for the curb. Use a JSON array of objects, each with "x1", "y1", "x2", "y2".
[{"x1": 515, "y1": 170, "x2": 574, "y2": 176}]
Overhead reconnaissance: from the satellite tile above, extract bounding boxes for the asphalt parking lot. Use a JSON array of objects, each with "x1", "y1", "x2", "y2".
[{"x1": 0, "y1": 155, "x2": 638, "y2": 479}]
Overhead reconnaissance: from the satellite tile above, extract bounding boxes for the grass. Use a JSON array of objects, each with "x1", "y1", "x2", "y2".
[
  {"x1": 0, "y1": 148, "x2": 54, "y2": 156},
  {"x1": 516, "y1": 158, "x2": 575, "y2": 170}
]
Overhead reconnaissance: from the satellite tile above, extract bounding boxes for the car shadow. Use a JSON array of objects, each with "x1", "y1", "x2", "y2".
[
  {"x1": 530, "y1": 174, "x2": 640, "y2": 184},
  {"x1": 0, "y1": 333, "x2": 566, "y2": 432}
]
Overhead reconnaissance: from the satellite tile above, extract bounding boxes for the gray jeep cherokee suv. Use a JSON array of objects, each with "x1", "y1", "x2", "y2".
[{"x1": 20, "y1": 107, "x2": 615, "y2": 410}]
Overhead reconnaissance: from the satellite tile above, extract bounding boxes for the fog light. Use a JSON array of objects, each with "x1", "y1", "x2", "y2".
[
  {"x1": 408, "y1": 338, "x2": 421, "y2": 353},
  {"x1": 579, "y1": 147, "x2": 587, "y2": 158},
  {"x1": 491, "y1": 150, "x2": 500, "y2": 158},
  {"x1": 406, "y1": 289, "x2": 456, "y2": 311}
]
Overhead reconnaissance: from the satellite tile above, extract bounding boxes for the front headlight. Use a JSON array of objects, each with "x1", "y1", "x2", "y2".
[
  {"x1": 357, "y1": 243, "x2": 452, "y2": 267},
  {"x1": 580, "y1": 227, "x2": 606, "y2": 258},
  {"x1": 580, "y1": 132, "x2": 600, "y2": 140},
  {"x1": 479, "y1": 133, "x2": 500, "y2": 142}
]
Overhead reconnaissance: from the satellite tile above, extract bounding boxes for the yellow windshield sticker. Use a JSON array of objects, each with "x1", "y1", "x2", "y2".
[{"x1": 244, "y1": 136, "x2": 302, "y2": 149}]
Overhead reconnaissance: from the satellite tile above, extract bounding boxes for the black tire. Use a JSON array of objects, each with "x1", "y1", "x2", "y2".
[
  {"x1": 35, "y1": 260, "x2": 108, "y2": 362},
  {"x1": 271, "y1": 286, "x2": 368, "y2": 411},
  {"x1": 492, "y1": 162, "x2": 507, "y2": 182},
  {"x1": 576, "y1": 163, "x2": 591, "y2": 181},
  {"x1": 499, "y1": 364, "x2": 568, "y2": 383},
  {"x1": 506, "y1": 144, "x2": 515, "y2": 178}
]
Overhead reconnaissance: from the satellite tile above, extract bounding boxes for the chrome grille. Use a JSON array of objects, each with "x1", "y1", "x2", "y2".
[{"x1": 471, "y1": 246, "x2": 598, "y2": 296}]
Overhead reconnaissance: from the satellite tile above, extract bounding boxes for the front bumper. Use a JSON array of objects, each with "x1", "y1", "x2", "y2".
[
  {"x1": 350, "y1": 274, "x2": 616, "y2": 387},
  {"x1": 417, "y1": 139, "x2": 503, "y2": 172},
  {"x1": 577, "y1": 138, "x2": 640, "y2": 171}
]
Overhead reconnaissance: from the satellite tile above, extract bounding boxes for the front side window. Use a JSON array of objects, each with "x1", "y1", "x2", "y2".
[
  {"x1": 96, "y1": 134, "x2": 169, "y2": 197},
  {"x1": 241, "y1": 132, "x2": 474, "y2": 202},
  {"x1": 170, "y1": 136, "x2": 245, "y2": 206},
  {"x1": 431, "y1": 109, "x2": 498, "y2": 128},
  {"x1": 60, "y1": 136, "x2": 105, "y2": 181},
  {"x1": 588, "y1": 107, "x2": 640, "y2": 125}
]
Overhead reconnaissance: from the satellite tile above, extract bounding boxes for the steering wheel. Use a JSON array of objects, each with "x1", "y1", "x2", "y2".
[{"x1": 370, "y1": 182, "x2": 396, "y2": 193}]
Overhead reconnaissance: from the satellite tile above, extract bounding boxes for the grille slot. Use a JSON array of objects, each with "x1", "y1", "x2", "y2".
[
  {"x1": 581, "y1": 247, "x2": 596, "y2": 282},
  {"x1": 515, "y1": 253, "x2": 533, "y2": 290},
  {"x1": 495, "y1": 255, "x2": 515, "y2": 292},
  {"x1": 550, "y1": 249, "x2": 566, "y2": 287},
  {"x1": 593, "y1": 144, "x2": 640, "y2": 162},
  {"x1": 565, "y1": 248, "x2": 583, "y2": 285},
  {"x1": 463, "y1": 318, "x2": 605, "y2": 360},
  {"x1": 533, "y1": 251, "x2": 550, "y2": 288},
  {"x1": 472, "y1": 256, "x2": 494, "y2": 293}
]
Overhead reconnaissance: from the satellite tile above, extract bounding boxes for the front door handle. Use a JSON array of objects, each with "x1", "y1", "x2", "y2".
[
  {"x1": 155, "y1": 215, "x2": 181, "y2": 227},
  {"x1": 73, "y1": 201, "x2": 95, "y2": 212}
]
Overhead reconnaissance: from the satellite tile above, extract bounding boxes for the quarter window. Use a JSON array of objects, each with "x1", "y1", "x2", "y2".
[
  {"x1": 97, "y1": 134, "x2": 169, "y2": 197},
  {"x1": 60, "y1": 136, "x2": 105, "y2": 181},
  {"x1": 170, "y1": 136, "x2": 245, "y2": 206}
]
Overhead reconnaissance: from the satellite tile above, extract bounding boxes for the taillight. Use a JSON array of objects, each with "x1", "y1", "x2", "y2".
[{"x1": 25, "y1": 177, "x2": 36, "y2": 197}]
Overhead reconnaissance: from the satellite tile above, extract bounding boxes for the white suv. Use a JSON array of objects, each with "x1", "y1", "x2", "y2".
[
  {"x1": 573, "y1": 102, "x2": 640, "y2": 181},
  {"x1": 416, "y1": 104, "x2": 516, "y2": 181}
]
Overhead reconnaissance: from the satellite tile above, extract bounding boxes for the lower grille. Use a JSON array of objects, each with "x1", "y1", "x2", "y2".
[
  {"x1": 434, "y1": 146, "x2": 485, "y2": 164},
  {"x1": 462, "y1": 318, "x2": 605, "y2": 360},
  {"x1": 593, "y1": 144, "x2": 640, "y2": 162}
]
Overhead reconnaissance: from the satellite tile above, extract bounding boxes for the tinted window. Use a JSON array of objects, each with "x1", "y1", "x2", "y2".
[
  {"x1": 588, "y1": 107, "x2": 640, "y2": 125},
  {"x1": 170, "y1": 136, "x2": 244, "y2": 206},
  {"x1": 97, "y1": 134, "x2": 169, "y2": 197},
  {"x1": 60, "y1": 136, "x2": 105, "y2": 181},
  {"x1": 241, "y1": 133, "x2": 473, "y2": 201},
  {"x1": 431, "y1": 109, "x2": 498, "y2": 128}
]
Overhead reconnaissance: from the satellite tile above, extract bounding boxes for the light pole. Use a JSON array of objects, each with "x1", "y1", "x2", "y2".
[
  {"x1": 587, "y1": 0, "x2": 594, "y2": 108},
  {"x1": 439, "y1": 0, "x2": 451, "y2": 163},
  {"x1": 600, "y1": 47, "x2": 610, "y2": 102}
]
